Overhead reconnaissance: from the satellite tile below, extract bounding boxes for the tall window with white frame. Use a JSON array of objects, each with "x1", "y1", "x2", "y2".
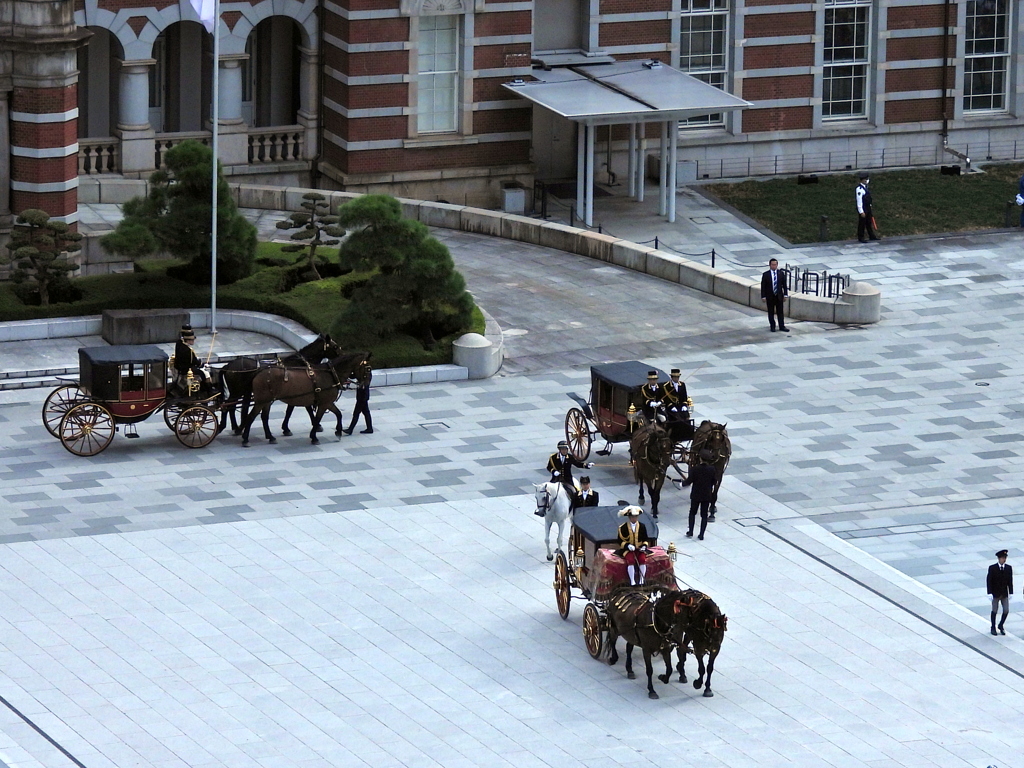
[
  {"x1": 822, "y1": 0, "x2": 870, "y2": 120},
  {"x1": 964, "y1": 0, "x2": 1010, "y2": 113},
  {"x1": 417, "y1": 15, "x2": 460, "y2": 134},
  {"x1": 679, "y1": 0, "x2": 728, "y2": 127}
]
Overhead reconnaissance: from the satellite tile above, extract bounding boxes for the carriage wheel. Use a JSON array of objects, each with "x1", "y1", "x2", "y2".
[
  {"x1": 163, "y1": 401, "x2": 185, "y2": 431},
  {"x1": 583, "y1": 603, "x2": 604, "y2": 659},
  {"x1": 59, "y1": 403, "x2": 115, "y2": 456},
  {"x1": 42, "y1": 385, "x2": 84, "y2": 438},
  {"x1": 174, "y1": 406, "x2": 219, "y2": 449},
  {"x1": 672, "y1": 442, "x2": 690, "y2": 467},
  {"x1": 554, "y1": 551, "x2": 571, "y2": 620},
  {"x1": 565, "y1": 408, "x2": 592, "y2": 463}
]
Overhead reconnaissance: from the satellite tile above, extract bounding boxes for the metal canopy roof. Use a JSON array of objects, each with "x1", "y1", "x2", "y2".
[{"x1": 504, "y1": 61, "x2": 751, "y2": 125}]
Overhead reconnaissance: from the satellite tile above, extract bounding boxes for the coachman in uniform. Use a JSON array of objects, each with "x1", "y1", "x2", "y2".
[
  {"x1": 173, "y1": 324, "x2": 209, "y2": 392},
  {"x1": 987, "y1": 549, "x2": 1013, "y2": 636},
  {"x1": 639, "y1": 370, "x2": 664, "y2": 423},
  {"x1": 662, "y1": 368, "x2": 688, "y2": 420},
  {"x1": 577, "y1": 476, "x2": 599, "y2": 507},
  {"x1": 617, "y1": 506, "x2": 650, "y2": 586}
]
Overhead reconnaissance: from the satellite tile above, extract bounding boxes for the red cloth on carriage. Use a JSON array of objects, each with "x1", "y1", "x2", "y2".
[{"x1": 590, "y1": 546, "x2": 675, "y2": 600}]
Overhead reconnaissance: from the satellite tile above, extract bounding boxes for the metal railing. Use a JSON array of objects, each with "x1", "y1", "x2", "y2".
[
  {"x1": 78, "y1": 138, "x2": 120, "y2": 175},
  {"x1": 783, "y1": 265, "x2": 851, "y2": 298}
]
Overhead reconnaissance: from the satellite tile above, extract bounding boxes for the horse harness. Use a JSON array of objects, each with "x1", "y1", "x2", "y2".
[
  {"x1": 611, "y1": 591, "x2": 676, "y2": 645},
  {"x1": 537, "y1": 482, "x2": 565, "y2": 515}
]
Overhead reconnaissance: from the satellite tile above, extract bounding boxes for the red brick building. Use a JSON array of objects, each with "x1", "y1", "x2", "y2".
[{"x1": 0, "y1": 0, "x2": 1021, "y2": 232}]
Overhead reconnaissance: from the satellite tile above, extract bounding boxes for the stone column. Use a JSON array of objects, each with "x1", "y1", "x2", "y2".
[
  {"x1": 296, "y1": 45, "x2": 318, "y2": 161},
  {"x1": 6, "y1": 0, "x2": 87, "y2": 226},
  {"x1": 116, "y1": 59, "x2": 156, "y2": 176},
  {"x1": 211, "y1": 54, "x2": 250, "y2": 168}
]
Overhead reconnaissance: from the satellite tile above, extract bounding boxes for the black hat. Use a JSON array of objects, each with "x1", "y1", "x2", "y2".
[
  {"x1": 997, "y1": 549, "x2": 1009, "y2": 558},
  {"x1": 180, "y1": 324, "x2": 195, "y2": 341},
  {"x1": 858, "y1": 172, "x2": 869, "y2": 180},
  {"x1": 647, "y1": 370, "x2": 658, "y2": 379},
  {"x1": 557, "y1": 440, "x2": 568, "y2": 448},
  {"x1": 580, "y1": 476, "x2": 590, "y2": 485},
  {"x1": 670, "y1": 369, "x2": 680, "y2": 375}
]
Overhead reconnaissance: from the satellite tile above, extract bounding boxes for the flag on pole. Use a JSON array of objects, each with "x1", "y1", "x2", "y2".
[{"x1": 189, "y1": 0, "x2": 216, "y2": 33}]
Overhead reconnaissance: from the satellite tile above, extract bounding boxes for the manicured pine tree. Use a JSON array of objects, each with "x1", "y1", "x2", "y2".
[
  {"x1": 2, "y1": 209, "x2": 82, "y2": 306},
  {"x1": 275, "y1": 192, "x2": 345, "y2": 281}
]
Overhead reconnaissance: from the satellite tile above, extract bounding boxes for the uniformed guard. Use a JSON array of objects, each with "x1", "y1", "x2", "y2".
[
  {"x1": 547, "y1": 440, "x2": 594, "y2": 492},
  {"x1": 617, "y1": 506, "x2": 651, "y2": 586},
  {"x1": 639, "y1": 370, "x2": 664, "y2": 423},
  {"x1": 577, "y1": 476, "x2": 599, "y2": 507},
  {"x1": 662, "y1": 368, "x2": 688, "y2": 420},
  {"x1": 987, "y1": 549, "x2": 1013, "y2": 636}
]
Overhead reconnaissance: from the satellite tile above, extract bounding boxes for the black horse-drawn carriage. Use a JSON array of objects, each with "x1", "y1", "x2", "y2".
[
  {"x1": 564, "y1": 361, "x2": 695, "y2": 463},
  {"x1": 41, "y1": 345, "x2": 224, "y2": 455},
  {"x1": 553, "y1": 505, "x2": 677, "y2": 658}
]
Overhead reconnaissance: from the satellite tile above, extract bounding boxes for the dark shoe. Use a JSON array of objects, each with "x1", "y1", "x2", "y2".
[
  {"x1": 652, "y1": 512, "x2": 658, "y2": 519},
  {"x1": 1000, "y1": 627, "x2": 1007, "y2": 635},
  {"x1": 991, "y1": 627, "x2": 998, "y2": 636},
  {"x1": 770, "y1": 328, "x2": 777, "y2": 333},
  {"x1": 780, "y1": 327, "x2": 790, "y2": 332},
  {"x1": 708, "y1": 514, "x2": 716, "y2": 522},
  {"x1": 343, "y1": 428, "x2": 353, "y2": 436},
  {"x1": 698, "y1": 534, "x2": 704, "y2": 541},
  {"x1": 360, "y1": 428, "x2": 374, "y2": 434},
  {"x1": 859, "y1": 239, "x2": 868, "y2": 244},
  {"x1": 686, "y1": 531, "x2": 693, "y2": 538}
]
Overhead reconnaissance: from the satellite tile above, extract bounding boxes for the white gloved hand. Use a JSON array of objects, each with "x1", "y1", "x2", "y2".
[
  {"x1": 586, "y1": 462, "x2": 595, "y2": 468},
  {"x1": 552, "y1": 471, "x2": 560, "y2": 477},
  {"x1": 627, "y1": 544, "x2": 636, "y2": 551},
  {"x1": 1017, "y1": 193, "x2": 1024, "y2": 206},
  {"x1": 651, "y1": 401, "x2": 661, "y2": 407}
]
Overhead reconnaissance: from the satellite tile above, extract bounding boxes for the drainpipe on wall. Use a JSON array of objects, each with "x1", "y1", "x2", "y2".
[{"x1": 938, "y1": 0, "x2": 970, "y2": 169}]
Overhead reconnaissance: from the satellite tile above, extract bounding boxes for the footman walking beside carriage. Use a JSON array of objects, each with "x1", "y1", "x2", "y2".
[
  {"x1": 682, "y1": 448, "x2": 717, "y2": 540},
  {"x1": 988, "y1": 549, "x2": 1012, "y2": 636}
]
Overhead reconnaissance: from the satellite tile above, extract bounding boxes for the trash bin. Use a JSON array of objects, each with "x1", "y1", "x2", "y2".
[{"x1": 502, "y1": 183, "x2": 526, "y2": 215}]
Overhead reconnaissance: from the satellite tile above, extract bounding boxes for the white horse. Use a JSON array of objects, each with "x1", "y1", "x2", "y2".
[{"x1": 535, "y1": 482, "x2": 573, "y2": 562}]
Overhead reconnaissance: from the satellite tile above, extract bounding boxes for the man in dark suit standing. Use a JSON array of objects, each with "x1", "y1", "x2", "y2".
[
  {"x1": 681, "y1": 449, "x2": 717, "y2": 540},
  {"x1": 577, "y1": 476, "x2": 599, "y2": 507},
  {"x1": 760, "y1": 258, "x2": 789, "y2": 333},
  {"x1": 987, "y1": 549, "x2": 1013, "y2": 635}
]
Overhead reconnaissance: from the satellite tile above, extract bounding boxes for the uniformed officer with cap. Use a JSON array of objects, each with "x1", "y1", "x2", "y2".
[
  {"x1": 577, "y1": 476, "x2": 599, "y2": 507},
  {"x1": 662, "y1": 368, "x2": 688, "y2": 418},
  {"x1": 640, "y1": 370, "x2": 664, "y2": 423},
  {"x1": 987, "y1": 549, "x2": 1013, "y2": 635},
  {"x1": 546, "y1": 440, "x2": 594, "y2": 488}
]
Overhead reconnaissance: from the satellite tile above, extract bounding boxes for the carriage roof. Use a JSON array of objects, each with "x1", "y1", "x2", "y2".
[
  {"x1": 591, "y1": 361, "x2": 670, "y2": 392},
  {"x1": 79, "y1": 346, "x2": 168, "y2": 367},
  {"x1": 572, "y1": 505, "x2": 659, "y2": 546}
]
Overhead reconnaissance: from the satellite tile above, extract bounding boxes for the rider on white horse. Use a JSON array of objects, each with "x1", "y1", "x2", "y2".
[{"x1": 546, "y1": 440, "x2": 594, "y2": 509}]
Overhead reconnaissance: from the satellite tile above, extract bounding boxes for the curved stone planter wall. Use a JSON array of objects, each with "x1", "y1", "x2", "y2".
[{"x1": 82, "y1": 177, "x2": 882, "y2": 324}]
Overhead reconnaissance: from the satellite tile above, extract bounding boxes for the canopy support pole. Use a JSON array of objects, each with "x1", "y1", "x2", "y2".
[
  {"x1": 576, "y1": 123, "x2": 585, "y2": 225},
  {"x1": 636, "y1": 127, "x2": 645, "y2": 203},
  {"x1": 658, "y1": 121, "x2": 668, "y2": 216},
  {"x1": 585, "y1": 122, "x2": 595, "y2": 227},
  {"x1": 627, "y1": 123, "x2": 636, "y2": 198},
  {"x1": 668, "y1": 120, "x2": 678, "y2": 223}
]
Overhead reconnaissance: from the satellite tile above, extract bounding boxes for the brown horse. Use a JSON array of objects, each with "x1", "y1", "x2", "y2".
[
  {"x1": 629, "y1": 422, "x2": 675, "y2": 518},
  {"x1": 606, "y1": 589, "x2": 688, "y2": 698},
  {"x1": 672, "y1": 589, "x2": 728, "y2": 698},
  {"x1": 240, "y1": 348, "x2": 369, "y2": 446},
  {"x1": 689, "y1": 420, "x2": 731, "y2": 515},
  {"x1": 281, "y1": 356, "x2": 372, "y2": 438}
]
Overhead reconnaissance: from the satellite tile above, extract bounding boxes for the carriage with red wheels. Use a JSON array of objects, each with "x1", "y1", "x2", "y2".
[
  {"x1": 564, "y1": 361, "x2": 695, "y2": 463},
  {"x1": 553, "y1": 505, "x2": 678, "y2": 659},
  {"x1": 41, "y1": 345, "x2": 225, "y2": 456}
]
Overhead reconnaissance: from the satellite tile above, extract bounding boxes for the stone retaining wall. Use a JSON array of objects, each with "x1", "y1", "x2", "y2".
[{"x1": 80, "y1": 178, "x2": 882, "y2": 324}]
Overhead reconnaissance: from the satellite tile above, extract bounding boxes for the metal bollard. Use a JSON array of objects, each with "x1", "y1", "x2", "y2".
[
  {"x1": 819, "y1": 215, "x2": 829, "y2": 242},
  {"x1": 711, "y1": 249, "x2": 716, "y2": 268},
  {"x1": 654, "y1": 236, "x2": 659, "y2": 250}
]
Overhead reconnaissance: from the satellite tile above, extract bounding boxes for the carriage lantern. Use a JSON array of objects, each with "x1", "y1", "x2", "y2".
[
  {"x1": 575, "y1": 546, "x2": 585, "y2": 569},
  {"x1": 667, "y1": 542, "x2": 678, "y2": 562},
  {"x1": 626, "y1": 403, "x2": 639, "y2": 430}
]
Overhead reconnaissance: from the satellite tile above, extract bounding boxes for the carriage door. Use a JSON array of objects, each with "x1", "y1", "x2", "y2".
[{"x1": 145, "y1": 362, "x2": 167, "y2": 399}]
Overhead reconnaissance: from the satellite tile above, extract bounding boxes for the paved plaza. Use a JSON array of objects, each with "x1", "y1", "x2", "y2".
[{"x1": 1, "y1": 188, "x2": 1024, "y2": 767}]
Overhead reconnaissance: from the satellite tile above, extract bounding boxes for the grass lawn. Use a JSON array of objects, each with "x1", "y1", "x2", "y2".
[
  {"x1": 0, "y1": 241, "x2": 485, "y2": 368},
  {"x1": 704, "y1": 162, "x2": 1024, "y2": 244}
]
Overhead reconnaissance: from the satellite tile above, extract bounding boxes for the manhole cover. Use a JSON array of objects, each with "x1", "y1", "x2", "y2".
[
  {"x1": 690, "y1": 216, "x2": 714, "y2": 224},
  {"x1": 504, "y1": 328, "x2": 529, "y2": 336},
  {"x1": 419, "y1": 422, "x2": 450, "y2": 430}
]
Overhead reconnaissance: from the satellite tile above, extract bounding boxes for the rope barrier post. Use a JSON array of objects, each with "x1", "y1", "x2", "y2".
[{"x1": 711, "y1": 249, "x2": 715, "y2": 268}]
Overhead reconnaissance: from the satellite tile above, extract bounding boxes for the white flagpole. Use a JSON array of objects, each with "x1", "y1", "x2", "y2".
[{"x1": 210, "y1": 0, "x2": 220, "y2": 333}]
